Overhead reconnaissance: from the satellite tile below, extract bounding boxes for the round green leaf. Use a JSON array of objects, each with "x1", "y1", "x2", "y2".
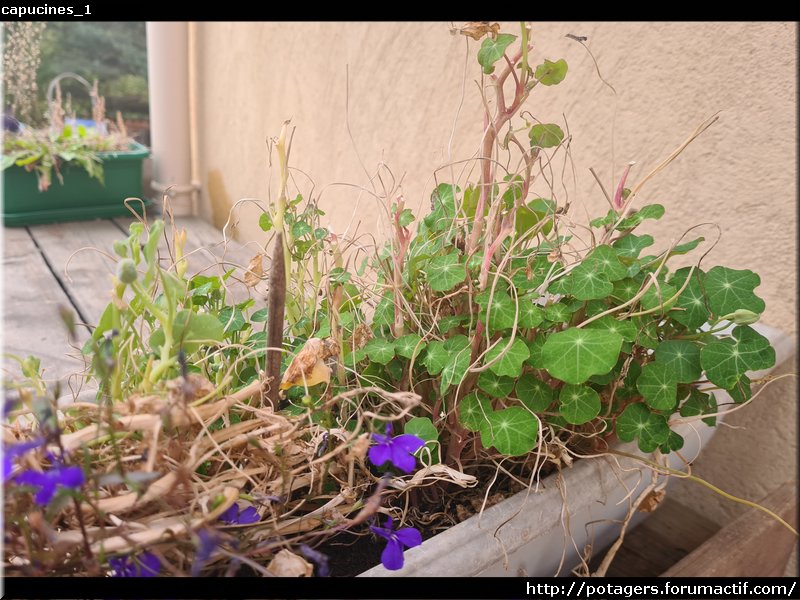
[
  {"x1": 541, "y1": 328, "x2": 624, "y2": 384},
  {"x1": 636, "y1": 362, "x2": 678, "y2": 411},
  {"x1": 559, "y1": 384, "x2": 601, "y2": 425},
  {"x1": 479, "y1": 407, "x2": 539, "y2": 456},
  {"x1": 395, "y1": 334, "x2": 426, "y2": 360},
  {"x1": 477, "y1": 33, "x2": 517, "y2": 74},
  {"x1": 524, "y1": 336, "x2": 547, "y2": 368},
  {"x1": 529, "y1": 123, "x2": 564, "y2": 149},
  {"x1": 476, "y1": 289, "x2": 516, "y2": 331},
  {"x1": 704, "y1": 266, "x2": 765, "y2": 317},
  {"x1": 584, "y1": 245, "x2": 628, "y2": 281},
  {"x1": 422, "y1": 340, "x2": 448, "y2": 375},
  {"x1": 679, "y1": 387, "x2": 717, "y2": 426},
  {"x1": 534, "y1": 58, "x2": 568, "y2": 85},
  {"x1": 478, "y1": 370, "x2": 515, "y2": 398},
  {"x1": 440, "y1": 345, "x2": 472, "y2": 395},
  {"x1": 669, "y1": 267, "x2": 709, "y2": 329},
  {"x1": 655, "y1": 340, "x2": 701, "y2": 384},
  {"x1": 700, "y1": 337, "x2": 775, "y2": 389},
  {"x1": 363, "y1": 337, "x2": 395, "y2": 365},
  {"x1": 514, "y1": 374, "x2": 555, "y2": 412},
  {"x1": 585, "y1": 315, "x2": 637, "y2": 342},
  {"x1": 615, "y1": 403, "x2": 670, "y2": 452},
  {"x1": 612, "y1": 234, "x2": 654, "y2": 259},
  {"x1": 404, "y1": 416, "x2": 440, "y2": 462},
  {"x1": 426, "y1": 253, "x2": 466, "y2": 292},
  {"x1": 485, "y1": 338, "x2": 530, "y2": 378},
  {"x1": 459, "y1": 392, "x2": 492, "y2": 432},
  {"x1": 568, "y1": 264, "x2": 614, "y2": 301},
  {"x1": 518, "y1": 302, "x2": 545, "y2": 329}
]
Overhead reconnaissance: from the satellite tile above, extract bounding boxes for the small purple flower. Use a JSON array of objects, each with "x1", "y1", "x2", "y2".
[
  {"x1": 370, "y1": 516, "x2": 422, "y2": 571},
  {"x1": 109, "y1": 551, "x2": 161, "y2": 577},
  {"x1": 2, "y1": 437, "x2": 45, "y2": 483},
  {"x1": 300, "y1": 544, "x2": 330, "y2": 577},
  {"x1": 368, "y1": 425, "x2": 425, "y2": 474},
  {"x1": 218, "y1": 503, "x2": 260, "y2": 525},
  {"x1": 14, "y1": 461, "x2": 83, "y2": 505},
  {"x1": 191, "y1": 528, "x2": 221, "y2": 577}
]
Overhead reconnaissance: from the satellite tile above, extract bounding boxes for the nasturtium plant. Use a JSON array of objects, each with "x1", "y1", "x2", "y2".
[{"x1": 18, "y1": 22, "x2": 781, "y2": 578}]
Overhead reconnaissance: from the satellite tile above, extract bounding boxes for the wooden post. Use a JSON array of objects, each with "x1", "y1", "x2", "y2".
[{"x1": 264, "y1": 232, "x2": 286, "y2": 410}]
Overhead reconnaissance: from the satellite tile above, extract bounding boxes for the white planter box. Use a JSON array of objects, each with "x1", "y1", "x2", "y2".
[{"x1": 361, "y1": 324, "x2": 794, "y2": 577}]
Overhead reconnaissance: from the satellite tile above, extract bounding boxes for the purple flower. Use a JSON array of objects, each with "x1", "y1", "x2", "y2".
[
  {"x1": 2, "y1": 437, "x2": 45, "y2": 483},
  {"x1": 14, "y1": 461, "x2": 83, "y2": 505},
  {"x1": 370, "y1": 516, "x2": 422, "y2": 571},
  {"x1": 218, "y1": 503, "x2": 260, "y2": 525},
  {"x1": 109, "y1": 552, "x2": 161, "y2": 577},
  {"x1": 191, "y1": 528, "x2": 221, "y2": 576},
  {"x1": 300, "y1": 544, "x2": 330, "y2": 577},
  {"x1": 368, "y1": 425, "x2": 425, "y2": 474}
]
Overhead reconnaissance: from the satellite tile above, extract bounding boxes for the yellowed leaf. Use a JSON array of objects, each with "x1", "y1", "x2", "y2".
[
  {"x1": 267, "y1": 549, "x2": 313, "y2": 577},
  {"x1": 280, "y1": 338, "x2": 335, "y2": 391},
  {"x1": 450, "y1": 21, "x2": 500, "y2": 41},
  {"x1": 244, "y1": 253, "x2": 264, "y2": 287}
]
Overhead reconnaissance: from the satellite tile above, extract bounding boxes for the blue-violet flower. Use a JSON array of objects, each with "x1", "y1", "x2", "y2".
[
  {"x1": 368, "y1": 425, "x2": 425, "y2": 474},
  {"x1": 218, "y1": 503, "x2": 260, "y2": 525},
  {"x1": 369, "y1": 516, "x2": 422, "y2": 571},
  {"x1": 109, "y1": 551, "x2": 161, "y2": 577},
  {"x1": 14, "y1": 461, "x2": 84, "y2": 505}
]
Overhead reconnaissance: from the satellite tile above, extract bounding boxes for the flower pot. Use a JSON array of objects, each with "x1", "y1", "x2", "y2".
[
  {"x1": 360, "y1": 323, "x2": 793, "y2": 577},
  {"x1": 2, "y1": 141, "x2": 150, "y2": 226}
]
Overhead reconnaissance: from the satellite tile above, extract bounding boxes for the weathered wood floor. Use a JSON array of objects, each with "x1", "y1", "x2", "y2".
[{"x1": 2, "y1": 216, "x2": 258, "y2": 396}]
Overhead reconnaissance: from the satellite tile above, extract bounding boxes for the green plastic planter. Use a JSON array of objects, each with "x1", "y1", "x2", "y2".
[{"x1": 2, "y1": 141, "x2": 151, "y2": 226}]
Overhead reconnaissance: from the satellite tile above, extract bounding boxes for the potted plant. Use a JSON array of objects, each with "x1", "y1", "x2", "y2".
[
  {"x1": 2, "y1": 73, "x2": 149, "y2": 226},
  {"x1": 2, "y1": 22, "x2": 793, "y2": 583}
]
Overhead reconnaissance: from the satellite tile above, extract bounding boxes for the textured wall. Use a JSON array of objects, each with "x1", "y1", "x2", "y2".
[{"x1": 194, "y1": 22, "x2": 797, "y2": 531}]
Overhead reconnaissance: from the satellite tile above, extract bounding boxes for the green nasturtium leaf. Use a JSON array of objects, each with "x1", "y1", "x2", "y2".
[
  {"x1": 640, "y1": 281, "x2": 678, "y2": 313},
  {"x1": 459, "y1": 392, "x2": 492, "y2": 432},
  {"x1": 524, "y1": 335, "x2": 547, "y2": 368},
  {"x1": 372, "y1": 294, "x2": 395, "y2": 328},
  {"x1": 584, "y1": 245, "x2": 628, "y2": 281},
  {"x1": 617, "y1": 204, "x2": 665, "y2": 229},
  {"x1": 543, "y1": 301, "x2": 573, "y2": 323},
  {"x1": 700, "y1": 337, "x2": 775, "y2": 389},
  {"x1": 656, "y1": 340, "x2": 702, "y2": 384},
  {"x1": 258, "y1": 212, "x2": 273, "y2": 232},
  {"x1": 558, "y1": 384, "x2": 601, "y2": 425},
  {"x1": 680, "y1": 387, "x2": 717, "y2": 427},
  {"x1": 585, "y1": 315, "x2": 637, "y2": 342},
  {"x1": 669, "y1": 267, "x2": 709, "y2": 329},
  {"x1": 514, "y1": 374, "x2": 555, "y2": 412},
  {"x1": 534, "y1": 58, "x2": 568, "y2": 85},
  {"x1": 660, "y1": 430, "x2": 685, "y2": 453},
  {"x1": 478, "y1": 370, "x2": 515, "y2": 398},
  {"x1": 517, "y1": 301, "x2": 545, "y2": 329},
  {"x1": 615, "y1": 403, "x2": 670, "y2": 453},
  {"x1": 476, "y1": 289, "x2": 517, "y2": 331},
  {"x1": 541, "y1": 328, "x2": 623, "y2": 384},
  {"x1": 477, "y1": 33, "x2": 517, "y2": 74},
  {"x1": 438, "y1": 335, "x2": 472, "y2": 394},
  {"x1": 485, "y1": 338, "x2": 530, "y2": 378},
  {"x1": 363, "y1": 337, "x2": 395, "y2": 365},
  {"x1": 423, "y1": 183, "x2": 459, "y2": 233},
  {"x1": 529, "y1": 123, "x2": 564, "y2": 149},
  {"x1": 422, "y1": 340, "x2": 448, "y2": 375},
  {"x1": 404, "y1": 417, "x2": 440, "y2": 462},
  {"x1": 612, "y1": 277, "x2": 644, "y2": 303},
  {"x1": 568, "y1": 264, "x2": 614, "y2": 301},
  {"x1": 726, "y1": 373, "x2": 752, "y2": 404},
  {"x1": 636, "y1": 362, "x2": 678, "y2": 411},
  {"x1": 479, "y1": 406, "x2": 539, "y2": 456},
  {"x1": 426, "y1": 253, "x2": 466, "y2": 292},
  {"x1": 704, "y1": 266, "x2": 765, "y2": 317},
  {"x1": 515, "y1": 199, "x2": 556, "y2": 238},
  {"x1": 612, "y1": 234, "x2": 654, "y2": 258},
  {"x1": 669, "y1": 236, "x2": 704, "y2": 256},
  {"x1": 438, "y1": 315, "x2": 468, "y2": 333},
  {"x1": 394, "y1": 334, "x2": 426, "y2": 360}
]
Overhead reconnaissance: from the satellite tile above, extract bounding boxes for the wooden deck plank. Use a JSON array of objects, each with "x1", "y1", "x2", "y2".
[
  {"x1": 662, "y1": 481, "x2": 797, "y2": 577},
  {"x1": 2, "y1": 227, "x2": 89, "y2": 385},
  {"x1": 592, "y1": 496, "x2": 719, "y2": 577},
  {"x1": 26, "y1": 219, "x2": 129, "y2": 327}
]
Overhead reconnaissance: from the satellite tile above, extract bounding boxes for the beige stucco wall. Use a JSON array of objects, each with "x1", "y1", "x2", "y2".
[{"x1": 194, "y1": 22, "x2": 797, "y2": 536}]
